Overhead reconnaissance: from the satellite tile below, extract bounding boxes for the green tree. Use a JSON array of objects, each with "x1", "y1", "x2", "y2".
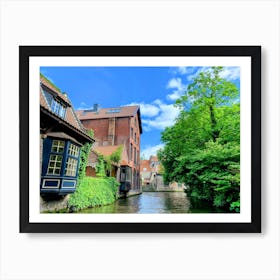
[
  {"x1": 176, "y1": 66, "x2": 239, "y2": 142},
  {"x1": 159, "y1": 67, "x2": 240, "y2": 212}
]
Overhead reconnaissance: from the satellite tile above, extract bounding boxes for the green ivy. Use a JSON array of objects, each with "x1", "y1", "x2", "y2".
[
  {"x1": 96, "y1": 145, "x2": 123, "y2": 177},
  {"x1": 77, "y1": 129, "x2": 94, "y2": 185},
  {"x1": 109, "y1": 145, "x2": 123, "y2": 163},
  {"x1": 95, "y1": 155, "x2": 107, "y2": 177},
  {"x1": 68, "y1": 176, "x2": 119, "y2": 211}
]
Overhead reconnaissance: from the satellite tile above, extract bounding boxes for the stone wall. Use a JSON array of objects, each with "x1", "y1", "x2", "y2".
[
  {"x1": 142, "y1": 175, "x2": 185, "y2": 192},
  {"x1": 40, "y1": 195, "x2": 70, "y2": 212}
]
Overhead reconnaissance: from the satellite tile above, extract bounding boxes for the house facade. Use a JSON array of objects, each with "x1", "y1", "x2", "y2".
[
  {"x1": 140, "y1": 156, "x2": 160, "y2": 186},
  {"x1": 140, "y1": 155, "x2": 185, "y2": 191},
  {"x1": 76, "y1": 105, "x2": 142, "y2": 193},
  {"x1": 40, "y1": 74, "x2": 94, "y2": 196}
]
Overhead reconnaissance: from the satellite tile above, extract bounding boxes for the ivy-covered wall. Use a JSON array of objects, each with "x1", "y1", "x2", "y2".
[{"x1": 68, "y1": 130, "x2": 120, "y2": 211}]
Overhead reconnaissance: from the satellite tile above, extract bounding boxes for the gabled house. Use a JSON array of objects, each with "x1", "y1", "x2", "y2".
[
  {"x1": 140, "y1": 156, "x2": 161, "y2": 186},
  {"x1": 76, "y1": 104, "x2": 142, "y2": 194},
  {"x1": 40, "y1": 74, "x2": 94, "y2": 196}
]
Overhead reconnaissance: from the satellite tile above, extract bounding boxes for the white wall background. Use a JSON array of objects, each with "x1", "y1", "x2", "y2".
[{"x1": 0, "y1": 0, "x2": 279, "y2": 279}]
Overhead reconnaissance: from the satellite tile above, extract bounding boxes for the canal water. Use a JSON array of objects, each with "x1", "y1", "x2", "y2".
[{"x1": 78, "y1": 191, "x2": 206, "y2": 214}]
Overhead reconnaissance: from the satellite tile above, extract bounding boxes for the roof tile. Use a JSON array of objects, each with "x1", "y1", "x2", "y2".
[
  {"x1": 40, "y1": 75, "x2": 92, "y2": 140},
  {"x1": 76, "y1": 106, "x2": 139, "y2": 120}
]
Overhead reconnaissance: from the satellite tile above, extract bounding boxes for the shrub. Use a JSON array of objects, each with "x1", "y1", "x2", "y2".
[{"x1": 68, "y1": 176, "x2": 119, "y2": 211}]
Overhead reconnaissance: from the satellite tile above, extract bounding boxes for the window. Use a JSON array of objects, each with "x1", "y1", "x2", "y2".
[
  {"x1": 65, "y1": 157, "x2": 78, "y2": 176},
  {"x1": 51, "y1": 99, "x2": 66, "y2": 118},
  {"x1": 65, "y1": 143, "x2": 80, "y2": 177},
  {"x1": 47, "y1": 140, "x2": 65, "y2": 175},
  {"x1": 51, "y1": 140, "x2": 65, "y2": 153},
  {"x1": 134, "y1": 147, "x2": 136, "y2": 164},
  {"x1": 130, "y1": 127, "x2": 133, "y2": 139},
  {"x1": 47, "y1": 155, "x2": 63, "y2": 175},
  {"x1": 130, "y1": 143, "x2": 133, "y2": 160},
  {"x1": 134, "y1": 132, "x2": 136, "y2": 143},
  {"x1": 126, "y1": 167, "x2": 132, "y2": 181},
  {"x1": 107, "y1": 109, "x2": 121, "y2": 113},
  {"x1": 68, "y1": 143, "x2": 79, "y2": 157}
]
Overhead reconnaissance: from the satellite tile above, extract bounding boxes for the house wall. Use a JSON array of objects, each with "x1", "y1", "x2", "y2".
[
  {"x1": 81, "y1": 115, "x2": 141, "y2": 190},
  {"x1": 86, "y1": 166, "x2": 96, "y2": 177}
]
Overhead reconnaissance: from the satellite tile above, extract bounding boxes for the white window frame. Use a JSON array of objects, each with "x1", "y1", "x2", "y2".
[
  {"x1": 47, "y1": 154, "x2": 63, "y2": 175},
  {"x1": 51, "y1": 140, "x2": 65, "y2": 153},
  {"x1": 68, "y1": 143, "x2": 79, "y2": 157},
  {"x1": 65, "y1": 157, "x2": 78, "y2": 176}
]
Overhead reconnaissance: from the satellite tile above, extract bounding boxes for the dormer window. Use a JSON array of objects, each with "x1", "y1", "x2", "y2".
[
  {"x1": 41, "y1": 87, "x2": 67, "y2": 119},
  {"x1": 51, "y1": 99, "x2": 66, "y2": 118}
]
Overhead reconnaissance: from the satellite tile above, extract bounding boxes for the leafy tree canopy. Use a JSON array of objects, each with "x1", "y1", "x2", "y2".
[{"x1": 159, "y1": 67, "x2": 240, "y2": 212}]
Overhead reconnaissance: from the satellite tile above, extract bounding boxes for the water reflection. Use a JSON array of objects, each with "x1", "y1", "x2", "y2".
[{"x1": 78, "y1": 192, "x2": 191, "y2": 214}]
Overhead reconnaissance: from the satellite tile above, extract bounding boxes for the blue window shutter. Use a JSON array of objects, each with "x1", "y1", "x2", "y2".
[{"x1": 41, "y1": 138, "x2": 52, "y2": 176}]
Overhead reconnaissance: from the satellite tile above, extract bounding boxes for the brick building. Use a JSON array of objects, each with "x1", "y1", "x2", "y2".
[{"x1": 76, "y1": 105, "x2": 142, "y2": 192}]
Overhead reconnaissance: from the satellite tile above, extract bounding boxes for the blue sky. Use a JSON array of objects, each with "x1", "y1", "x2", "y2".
[{"x1": 40, "y1": 66, "x2": 240, "y2": 159}]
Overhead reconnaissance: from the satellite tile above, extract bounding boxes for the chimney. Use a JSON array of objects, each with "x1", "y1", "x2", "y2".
[{"x1": 93, "y1": 104, "x2": 99, "y2": 112}]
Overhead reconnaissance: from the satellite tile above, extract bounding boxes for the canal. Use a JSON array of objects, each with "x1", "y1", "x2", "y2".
[{"x1": 78, "y1": 191, "x2": 204, "y2": 214}]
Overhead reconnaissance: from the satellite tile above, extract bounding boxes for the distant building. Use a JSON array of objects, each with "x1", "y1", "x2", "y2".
[
  {"x1": 40, "y1": 74, "x2": 94, "y2": 196},
  {"x1": 76, "y1": 105, "x2": 142, "y2": 193},
  {"x1": 140, "y1": 156, "x2": 160, "y2": 186},
  {"x1": 140, "y1": 155, "x2": 185, "y2": 191}
]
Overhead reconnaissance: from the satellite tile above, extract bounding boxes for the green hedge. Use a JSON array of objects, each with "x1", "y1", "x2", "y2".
[{"x1": 68, "y1": 177, "x2": 119, "y2": 211}]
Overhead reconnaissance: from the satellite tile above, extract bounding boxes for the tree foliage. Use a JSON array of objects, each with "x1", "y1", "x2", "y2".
[{"x1": 159, "y1": 67, "x2": 240, "y2": 212}]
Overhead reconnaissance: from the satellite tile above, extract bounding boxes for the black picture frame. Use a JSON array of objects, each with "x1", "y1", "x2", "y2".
[{"x1": 19, "y1": 46, "x2": 261, "y2": 233}]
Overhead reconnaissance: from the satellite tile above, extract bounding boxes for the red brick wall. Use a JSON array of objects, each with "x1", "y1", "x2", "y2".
[
  {"x1": 80, "y1": 115, "x2": 141, "y2": 190},
  {"x1": 86, "y1": 166, "x2": 96, "y2": 177},
  {"x1": 82, "y1": 119, "x2": 110, "y2": 145}
]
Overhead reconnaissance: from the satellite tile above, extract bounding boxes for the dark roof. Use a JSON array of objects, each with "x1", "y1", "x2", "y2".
[
  {"x1": 40, "y1": 75, "x2": 94, "y2": 143},
  {"x1": 77, "y1": 106, "x2": 138, "y2": 120},
  {"x1": 76, "y1": 105, "x2": 143, "y2": 133},
  {"x1": 46, "y1": 132, "x2": 82, "y2": 146}
]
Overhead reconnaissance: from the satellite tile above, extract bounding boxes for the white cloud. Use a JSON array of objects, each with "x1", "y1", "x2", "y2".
[
  {"x1": 141, "y1": 144, "x2": 165, "y2": 159},
  {"x1": 186, "y1": 66, "x2": 211, "y2": 82},
  {"x1": 167, "y1": 77, "x2": 183, "y2": 90},
  {"x1": 77, "y1": 102, "x2": 91, "y2": 110},
  {"x1": 123, "y1": 99, "x2": 180, "y2": 131},
  {"x1": 177, "y1": 67, "x2": 187, "y2": 74},
  {"x1": 141, "y1": 100, "x2": 180, "y2": 130},
  {"x1": 167, "y1": 91, "x2": 182, "y2": 101},
  {"x1": 124, "y1": 102, "x2": 160, "y2": 118},
  {"x1": 166, "y1": 77, "x2": 186, "y2": 101},
  {"x1": 186, "y1": 66, "x2": 240, "y2": 82},
  {"x1": 220, "y1": 67, "x2": 240, "y2": 80}
]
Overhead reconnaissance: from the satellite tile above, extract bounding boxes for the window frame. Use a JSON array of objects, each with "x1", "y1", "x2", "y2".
[
  {"x1": 46, "y1": 140, "x2": 65, "y2": 175},
  {"x1": 51, "y1": 98, "x2": 66, "y2": 119},
  {"x1": 64, "y1": 142, "x2": 80, "y2": 177}
]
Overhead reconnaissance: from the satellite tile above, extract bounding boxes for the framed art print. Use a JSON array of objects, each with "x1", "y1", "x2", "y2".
[{"x1": 19, "y1": 46, "x2": 261, "y2": 233}]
